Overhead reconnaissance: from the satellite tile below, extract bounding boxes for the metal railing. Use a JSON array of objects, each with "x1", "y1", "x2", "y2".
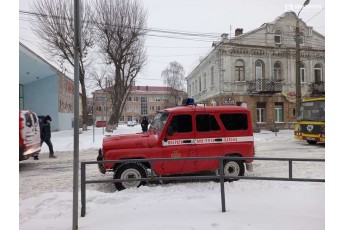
[
  {"x1": 248, "y1": 79, "x2": 283, "y2": 93},
  {"x1": 80, "y1": 156, "x2": 325, "y2": 217}
]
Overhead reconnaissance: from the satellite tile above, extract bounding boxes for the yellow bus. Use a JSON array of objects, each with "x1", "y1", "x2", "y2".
[{"x1": 294, "y1": 97, "x2": 325, "y2": 144}]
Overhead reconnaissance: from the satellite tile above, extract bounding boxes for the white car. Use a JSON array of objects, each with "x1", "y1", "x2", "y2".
[{"x1": 127, "y1": 121, "x2": 135, "y2": 126}]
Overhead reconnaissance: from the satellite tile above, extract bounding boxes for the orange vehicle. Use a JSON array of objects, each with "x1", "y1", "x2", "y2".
[
  {"x1": 97, "y1": 98, "x2": 255, "y2": 190},
  {"x1": 19, "y1": 110, "x2": 41, "y2": 161}
]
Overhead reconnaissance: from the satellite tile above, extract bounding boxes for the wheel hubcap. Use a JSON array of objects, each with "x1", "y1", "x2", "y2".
[
  {"x1": 224, "y1": 162, "x2": 240, "y2": 176},
  {"x1": 121, "y1": 169, "x2": 141, "y2": 188}
]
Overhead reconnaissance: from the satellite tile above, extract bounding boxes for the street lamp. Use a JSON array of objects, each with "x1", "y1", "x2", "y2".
[{"x1": 295, "y1": 0, "x2": 310, "y2": 116}]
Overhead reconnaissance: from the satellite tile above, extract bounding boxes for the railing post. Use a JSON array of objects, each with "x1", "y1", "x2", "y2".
[
  {"x1": 81, "y1": 162, "x2": 86, "y2": 217},
  {"x1": 219, "y1": 158, "x2": 226, "y2": 212},
  {"x1": 289, "y1": 160, "x2": 293, "y2": 180}
]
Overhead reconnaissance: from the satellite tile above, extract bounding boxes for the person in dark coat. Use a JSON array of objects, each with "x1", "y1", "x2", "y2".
[
  {"x1": 141, "y1": 116, "x2": 149, "y2": 133},
  {"x1": 39, "y1": 115, "x2": 56, "y2": 159}
]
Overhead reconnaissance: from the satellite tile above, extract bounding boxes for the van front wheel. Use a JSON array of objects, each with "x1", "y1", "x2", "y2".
[
  {"x1": 114, "y1": 162, "x2": 147, "y2": 191},
  {"x1": 221, "y1": 160, "x2": 245, "y2": 181}
]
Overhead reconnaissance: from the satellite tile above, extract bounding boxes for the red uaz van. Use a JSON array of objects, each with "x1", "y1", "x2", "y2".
[
  {"x1": 97, "y1": 100, "x2": 255, "y2": 190},
  {"x1": 19, "y1": 110, "x2": 41, "y2": 161}
]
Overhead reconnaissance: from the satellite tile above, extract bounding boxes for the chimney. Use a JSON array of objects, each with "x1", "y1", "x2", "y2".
[
  {"x1": 235, "y1": 28, "x2": 243, "y2": 36},
  {"x1": 221, "y1": 33, "x2": 229, "y2": 42}
]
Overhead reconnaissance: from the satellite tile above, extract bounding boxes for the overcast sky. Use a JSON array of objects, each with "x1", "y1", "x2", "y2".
[{"x1": 18, "y1": 0, "x2": 326, "y2": 88}]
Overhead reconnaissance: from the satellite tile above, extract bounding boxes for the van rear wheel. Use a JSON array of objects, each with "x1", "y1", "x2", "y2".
[
  {"x1": 113, "y1": 162, "x2": 147, "y2": 191},
  {"x1": 220, "y1": 159, "x2": 245, "y2": 182}
]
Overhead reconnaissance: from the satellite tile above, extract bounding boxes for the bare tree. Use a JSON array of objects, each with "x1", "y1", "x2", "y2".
[
  {"x1": 161, "y1": 61, "x2": 186, "y2": 107},
  {"x1": 31, "y1": 0, "x2": 94, "y2": 130},
  {"x1": 92, "y1": 0, "x2": 147, "y2": 129}
]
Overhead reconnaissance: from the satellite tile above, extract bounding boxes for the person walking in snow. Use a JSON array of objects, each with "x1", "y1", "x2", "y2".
[
  {"x1": 141, "y1": 116, "x2": 149, "y2": 133},
  {"x1": 38, "y1": 115, "x2": 56, "y2": 159}
]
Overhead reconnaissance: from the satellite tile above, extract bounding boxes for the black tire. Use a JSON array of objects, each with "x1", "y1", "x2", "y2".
[
  {"x1": 113, "y1": 162, "x2": 147, "y2": 191},
  {"x1": 219, "y1": 159, "x2": 245, "y2": 182},
  {"x1": 307, "y1": 140, "x2": 317, "y2": 145}
]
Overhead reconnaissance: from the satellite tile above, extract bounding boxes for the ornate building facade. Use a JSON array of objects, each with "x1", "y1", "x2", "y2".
[{"x1": 186, "y1": 12, "x2": 325, "y2": 130}]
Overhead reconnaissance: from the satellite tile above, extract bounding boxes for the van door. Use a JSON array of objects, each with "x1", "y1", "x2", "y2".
[
  {"x1": 194, "y1": 113, "x2": 222, "y2": 171},
  {"x1": 22, "y1": 111, "x2": 41, "y2": 157},
  {"x1": 162, "y1": 114, "x2": 197, "y2": 174}
]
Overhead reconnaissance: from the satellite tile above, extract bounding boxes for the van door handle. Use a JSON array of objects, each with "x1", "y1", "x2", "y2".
[
  {"x1": 183, "y1": 140, "x2": 192, "y2": 144},
  {"x1": 214, "y1": 138, "x2": 223, "y2": 142}
]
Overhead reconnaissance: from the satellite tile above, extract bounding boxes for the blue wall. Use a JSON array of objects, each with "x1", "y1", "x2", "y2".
[{"x1": 23, "y1": 76, "x2": 59, "y2": 131}]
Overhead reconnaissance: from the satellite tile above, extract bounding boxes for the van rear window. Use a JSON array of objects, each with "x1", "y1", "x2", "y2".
[{"x1": 220, "y1": 113, "x2": 248, "y2": 130}]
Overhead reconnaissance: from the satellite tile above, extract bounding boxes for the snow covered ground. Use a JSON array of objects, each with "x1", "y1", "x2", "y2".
[{"x1": 18, "y1": 125, "x2": 328, "y2": 230}]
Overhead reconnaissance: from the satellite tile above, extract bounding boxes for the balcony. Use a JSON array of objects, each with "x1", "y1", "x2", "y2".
[
  {"x1": 248, "y1": 79, "x2": 283, "y2": 94},
  {"x1": 309, "y1": 82, "x2": 325, "y2": 96}
]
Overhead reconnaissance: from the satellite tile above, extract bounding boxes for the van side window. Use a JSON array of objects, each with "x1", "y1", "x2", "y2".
[
  {"x1": 32, "y1": 113, "x2": 38, "y2": 126},
  {"x1": 169, "y1": 115, "x2": 192, "y2": 133},
  {"x1": 220, "y1": 113, "x2": 248, "y2": 130},
  {"x1": 196, "y1": 114, "x2": 220, "y2": 132},
  {"x1": 25, "y1": 113, "x2": 33, "y2": 127}
]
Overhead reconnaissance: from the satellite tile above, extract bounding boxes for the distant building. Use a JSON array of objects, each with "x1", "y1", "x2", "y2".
[
  {"x1": 186, "y1": 12, "x2": 325, "y2": 130},
  {"x1": 92, "y1": 85, "x2": 187, "y2": 124},
  {"x1": 19, "y1": 42, "x2": 81, "y2": 131}
]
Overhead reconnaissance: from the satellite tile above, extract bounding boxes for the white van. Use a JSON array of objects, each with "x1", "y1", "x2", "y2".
[{"x1": 19, "y1": 110, "x2": 41, "y2": 161}]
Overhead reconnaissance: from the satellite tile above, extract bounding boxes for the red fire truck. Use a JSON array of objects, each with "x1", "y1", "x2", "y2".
[{"x1": 97, "y1": 99, "x2": 255, "y2": 190}]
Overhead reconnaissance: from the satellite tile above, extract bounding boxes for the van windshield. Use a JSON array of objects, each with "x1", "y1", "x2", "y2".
[{"x1": 149, "y1": 112, "x2": 169, "y2": 133}]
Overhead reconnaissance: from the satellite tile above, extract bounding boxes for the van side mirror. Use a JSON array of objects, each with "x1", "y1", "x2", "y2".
[{"x1": 167, "y1": 125, "x2": 174, "y2": 136}]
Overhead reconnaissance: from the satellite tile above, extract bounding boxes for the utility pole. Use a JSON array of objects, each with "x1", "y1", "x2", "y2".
[
  {"x1": 72, "y1": 0, "x2": 81, "y2": 229},
  {"x1": 295, "y1": 0, "x2": 310, "y2": 116}
]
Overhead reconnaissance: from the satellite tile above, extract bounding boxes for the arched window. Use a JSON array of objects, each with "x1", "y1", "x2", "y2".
[
  {"x1": 314, "y1": 63, "x2": 323, "y2": 82},
  {"x1": 274, "y1": 30, "x2": 281, "y2": 44},
  {"x1": 273, "y1": 62, "x2": 283, "y2": 81},
  {"x1": 255, "y1": 60, "x2": 264, "y2": 80},
  {"x1": 235, "y1": 60, "x2": 245, "y2": 81},
  {"x1": 300, "y1": 62, "x2": 306, "y2": 83}
]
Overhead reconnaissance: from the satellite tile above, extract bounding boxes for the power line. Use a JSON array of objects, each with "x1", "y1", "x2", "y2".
[{"x1": 306, "y1": 7, "x2": 325, "y2": 23}]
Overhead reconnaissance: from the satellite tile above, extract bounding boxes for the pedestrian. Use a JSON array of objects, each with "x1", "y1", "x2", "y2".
[
  {"x1": 37, "y1": 115, "x2": 56, "y2": 159},
  {"x1": 141, "y1": 116, "x2": 149, "y2": 133}
]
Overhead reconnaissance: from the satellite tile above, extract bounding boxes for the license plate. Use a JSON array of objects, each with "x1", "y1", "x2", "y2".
[{"x1": 306, "y1": 137, "x2": 315, "y2": 141}]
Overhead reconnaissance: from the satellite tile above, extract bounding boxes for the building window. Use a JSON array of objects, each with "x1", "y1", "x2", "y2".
[
  {"x1": 127, "y1": 116, "x2": 132, "y2": 122},
  {"x1": 127, "y1": 106, "x2": 132, "y2": 112},
  {"x1": 235, "y1": 60, "x2": 245, "y2": 81},
  {"x1": 203, "y1": 73, "x2": 206, "y2": 90},
  {"x1": 211, "y1": 66, "x2": 214, "y2": 86},
  {"x1": 275, "y1": 103, "x2": 283, "y2": 122},
  {"x1": 199, "y1": 77, "x2": 202, "y2": 92},
  {"x1": 119, "y1": 116, "x2": 124, "y2": 122},
  {"x1": 314, "y1": 63, "x2": 322, "y2": 82},
  {"x1": 140, "y1": 97, "x2": 147, "y2": 115},
  {"x1": 127, "y1": 97, "x2": 132, "y2": 101},
  {"x1": 255, "y1": 60, "x2": 264, "y2": 80},
  {"x1": 299, "y1": 32, "x2": 304, "y2": 45},
  {"x1": 156, "y1": 106, "x2": 161, "y2": 111},
  {"x1": 256, "y1": 102, "x2": 266, "y2": 123},
  {"x1": 134, "y1": 97, "x2": 139, "y2": 102},
  {"x1": 274, "y1": 30, "x2": 281, "y2": 44},
  {"x1": 300, "y1": 62, "x2": 306, "y2": 83},
  {"x1": 150, "y1": 106, "x2": 155, "y2": 111},
  {"x1": 273, "y1": 62, "x2": 283, "y2": 81}
]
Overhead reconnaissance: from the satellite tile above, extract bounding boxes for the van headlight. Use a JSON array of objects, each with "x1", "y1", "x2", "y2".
[{"x1": 294, "y1": 124, "x2": 301, "y2": 131}]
